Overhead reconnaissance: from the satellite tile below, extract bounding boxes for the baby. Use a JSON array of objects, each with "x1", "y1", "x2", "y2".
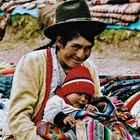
[{"x1": 37, "y1": 66, "x2": 97, "y2": 138}]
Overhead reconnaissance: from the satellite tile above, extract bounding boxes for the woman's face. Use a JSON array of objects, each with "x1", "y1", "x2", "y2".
[{"x1": 57, "y1": 35, "x2": 93, "y2": 71}]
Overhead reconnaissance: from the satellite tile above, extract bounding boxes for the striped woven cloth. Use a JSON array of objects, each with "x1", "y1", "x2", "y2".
[
  {"x1": 36, "y1": 121, "x2": 76, "y2": 140},
  {"x1": 86, "y1": 0, "x2": 140, "y2": 5},
  {"x1": 89, "y1": 3, "x2": 140, "y2": 25},
  {"x1": 100, "y1": 75, "x2": 140, "y2": 135},
  {"x1": 92, "y1": 17, "x2": 130, "y2": 25},
  {"x1": 80, "y1": 117, "x2": 124, "y2": 140},
  {"x1": 37, "y1": 114, "x2": 134, "y2": 140},
  {"x1": 0, "y1": 72, "x2": 140, "y2": 139},
  {"x1": 91, "y1": 12, "x2": 139, "y2": 22},
  {"x1": 89, "y1": 3, "x2": 140, "y2": 14},
  {"x1": 38, "y1": 2, "x2": 62, "y2": 28}
]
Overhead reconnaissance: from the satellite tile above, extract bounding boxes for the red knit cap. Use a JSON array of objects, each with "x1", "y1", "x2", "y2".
[{"x1": 60, "y1": 66, "x2": 95, "y2": 98}]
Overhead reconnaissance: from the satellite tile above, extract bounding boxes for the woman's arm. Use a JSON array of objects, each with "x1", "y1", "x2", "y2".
[{"x1": 8, "y1": 51, "x2": 46, "y2": 140}]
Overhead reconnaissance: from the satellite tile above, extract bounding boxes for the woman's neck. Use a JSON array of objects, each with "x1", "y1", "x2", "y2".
[
  {"x1": 63, "y1": 66, "x2": 71, "y2": 74},
  {"x1": 56, "y1": 50, "x2": 72, "y2": 74}
]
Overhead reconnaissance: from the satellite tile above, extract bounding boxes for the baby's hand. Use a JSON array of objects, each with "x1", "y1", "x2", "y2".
[
  {"x1": 85, "y1": 104, "x2": 98, "y2": 113},
  {"x1": 63, "y1": 115, "x2": 76, "y2": 127}
]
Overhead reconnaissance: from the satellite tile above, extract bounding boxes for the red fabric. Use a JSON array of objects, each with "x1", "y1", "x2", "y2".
[
  {"x1": 56, "y1": 87, "x2": 72, "y2": 105},
  {"x1": 126, "y1": 92, "x2": 140, "y2": 111},
  {"x1": 61, "y1": 82, "x2": 95, "y2": 97},
  {"x1": 60, "y1": 66, "x2": 95, "y2": 97},
  {"x1": 34, "y1": 48, "x2": 52, "y2": 124}
]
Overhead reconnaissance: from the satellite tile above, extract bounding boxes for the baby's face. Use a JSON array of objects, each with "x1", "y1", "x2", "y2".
[{"x1": 66, "y1": 93, "x2": 91, "y2": 108}]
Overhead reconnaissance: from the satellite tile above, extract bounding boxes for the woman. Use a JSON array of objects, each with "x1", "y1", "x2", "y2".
[{"x1": 2, "y1": 0, "x2": 106, "y2": 139}]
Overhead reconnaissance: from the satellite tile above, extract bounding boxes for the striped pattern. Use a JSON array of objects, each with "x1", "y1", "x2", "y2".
[
  {"x1": 92, "y1": 17, "x2": 130, "y2": 25},
  {"x1": 100, "y1": 75, "x2": 140, "y2": 139},
  {"x1": 81, "y1": 117, "x2": 124, "y2": 140},
  {"x1": 62, "y1": 79, "x2": 94, "y2": 88},
  {"x1": 86, "y1": 0, "x2": 140, "y2": 5},
  {"x1": 91, "y1": 12, "x2": 139, "y2": 22},
  {"x1": 37, "y1": 117, "x2": 131, "y2": 140},
  {"x1": 89, "y1": 3, "x2": 140, "y2": 14},
  {"x1": 88, "y1": 3, "x2": 140, "y2": 26},
  {"x1": 37, "y1": 121, "x2": 69, "y2": 140}
]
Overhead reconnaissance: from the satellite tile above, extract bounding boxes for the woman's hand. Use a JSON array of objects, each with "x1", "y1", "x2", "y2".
[{"x1": 63, "y1": 115, "x2": 76, "y2": 127}]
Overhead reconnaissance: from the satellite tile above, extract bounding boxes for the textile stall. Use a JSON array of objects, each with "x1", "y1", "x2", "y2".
[{"x1": 0, "y1": 61, "x2": 140, "y2": 139}]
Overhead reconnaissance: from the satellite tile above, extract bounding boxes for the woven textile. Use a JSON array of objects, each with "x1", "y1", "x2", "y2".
[
  {"x1": 89, "y1": 3, "x2": 140, "y2": 14},
  {"x1": 0, "y1": 73, "x2": 140, "y2": 139},
  {"x1": 37, "y1": 110, "x2": 135, "y2": 140},
  {"x1": 86, "y1": 0, "x2": 140, "y2": 5},
  {"x1": 36, "y1": 121, "x2": 74, "y2": 140},
  {"x1": 91, "y1": 12, "x2": 139, "y2": 22},
  {"x1": 89, "y1": 3, "x2": 140, "y2": 26},
  {"x1": 92, "y1": 17, "x2": 130, "y2": 25},
  {"x1": 100, "y1": 75, "x2": 140, "y2": 139}
]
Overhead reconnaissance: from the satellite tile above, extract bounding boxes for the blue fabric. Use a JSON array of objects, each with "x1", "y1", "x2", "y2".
[
  {"x1": 0, "y1": 12, "x2": 4, "y2": 16},
  {"x1": 0, "y1": 5, "x2": 39, "y2": 17},
  {"x1": 11, "y1": 5, "x2": 39, "y2": 17},
  {"x1": 107, "y1": 19, "x2": 140, "y2": 31}
]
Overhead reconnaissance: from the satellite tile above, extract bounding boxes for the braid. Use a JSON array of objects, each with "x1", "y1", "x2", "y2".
[{"x1": 33, "y1": 39, "x2": 56, "y2": 51}]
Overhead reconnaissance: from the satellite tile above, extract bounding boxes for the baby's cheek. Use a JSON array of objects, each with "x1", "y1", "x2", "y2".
[
  {"x1": 85, "y1": 99, "x2": 89, "y2": 104},
  {"x1": 74, "y1": 97, "x2": 80, "y2": 102}
]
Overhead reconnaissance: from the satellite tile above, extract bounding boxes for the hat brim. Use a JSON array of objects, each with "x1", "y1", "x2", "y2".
[{"x1": 44, "y1": 20, "x2": 106, "y2": 39}]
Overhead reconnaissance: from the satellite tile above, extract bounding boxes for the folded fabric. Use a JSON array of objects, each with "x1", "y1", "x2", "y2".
[
  {"x1": 91, "y1": 12, "x2": 139, "y2": 22},
  {"x1": 86, "y1": 0, "x2": 140, "y2": 5},
  {"x1": 107, "y1": 18, "x2": 140, "y2": 30},
  {"x1": 124, "y1": 91, "x2": 140, "y2": 111},
  {"x1": 0, "y1": 67, "x2": 15, "y2": 75},
  {"x1": 38, "y1": 2, "x2": 62, "y2": 27},
  {"x1": 100, "y1": 75, "x2": 140, "y2": 86},
  {"x1": 101, "y1": 78, "x2": 140, "y2": 95},
  {"x1": 89, "y1": 3, "x2": 140, "y2": 14},
  {"x1": 0, "y1": 0, "x2": 31, "y2": 11},
  {"x1": 89, "y1": 3, "x2": 140, "y2": 26},
  {"x1": 0, "y1": 75, "x2": 13, "y2": 99},
  {"x1": 92, "y1": 17, "x2": 130, "y2": 26}
]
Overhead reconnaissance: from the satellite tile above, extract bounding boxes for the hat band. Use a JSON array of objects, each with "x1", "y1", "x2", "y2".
[
  {"x1": 62, "y1": 79, "x2": 94, "y2": 88},
  {"x1": 57, "y1": 17, "x2": 91, "y2": 23}
]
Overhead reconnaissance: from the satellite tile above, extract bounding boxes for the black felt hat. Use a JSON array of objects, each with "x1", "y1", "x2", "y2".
[{"x1": 44, "y1": 0, "x2": 106, "y2": 39}]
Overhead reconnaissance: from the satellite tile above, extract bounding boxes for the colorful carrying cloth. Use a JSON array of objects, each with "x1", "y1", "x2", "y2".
[
  {"x1": 37, "y1": 110, "x2": 135, "y2": 140},
  {"x1": 36, "y1": 121, "x2": 76, "y2": 140}
]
